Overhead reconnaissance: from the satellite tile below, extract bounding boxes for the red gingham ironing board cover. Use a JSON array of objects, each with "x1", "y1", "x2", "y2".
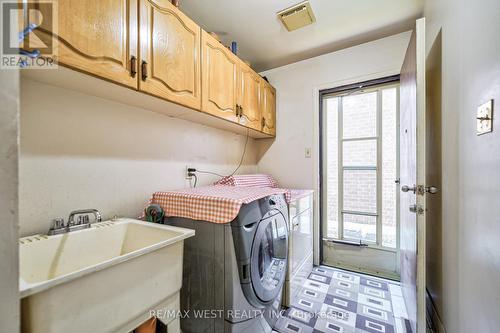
[
  {"x1": 147, "y1": 185, "x2": 289, "y2": 224},
  {"x1": 214, "y1": 174, "x2": 279, "y2": 188},
  {"x1": 214, "y1": 174, "x2": 301, "y2": 202}
]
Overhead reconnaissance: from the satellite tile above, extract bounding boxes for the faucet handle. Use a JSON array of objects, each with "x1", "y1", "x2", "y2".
[
  {"x1": 68, "y1": 209, "x2": 102, "y2": 226},
  {"x1": 52, "y1": 218, "x2": 65, "y2": 229}
]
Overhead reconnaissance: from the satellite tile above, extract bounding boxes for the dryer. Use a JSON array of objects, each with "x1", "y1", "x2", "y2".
[{"x1": 165, "y1": 194, "x2": 288, "y2": 333}]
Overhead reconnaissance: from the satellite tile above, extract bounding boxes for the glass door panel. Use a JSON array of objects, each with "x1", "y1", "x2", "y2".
[
  {"x1": 343, "y1": 169, "x2": 377, "y2": 213},
  {"x1": 343, "y1": 213, "x2": 377, "y2": 243},
  {"x1": 342, "y1": 92, "x2": 377, "y2": 139},
  {"x1": 325, "y1": 97, "x2": 339, "y2": 239},
  {"x1": 321, "y1": 82, "x2": 400, "y2": 278},
  {"x1": 382, "y1": 88, "x2": 398, "y2": 248},
  {"x1": 343, "y1": 140, "x2": 377, "y2": 167}
]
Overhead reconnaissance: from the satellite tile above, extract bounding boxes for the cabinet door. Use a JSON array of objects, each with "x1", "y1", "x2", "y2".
[
  {"x1": 201, "y1": 31, "x2": 238, "y2": 122},
  {"x1": 33, "y1": 0, "x2": 138, "y2": 88},
  {"x1": 290, "y1": 208, "x2": 313, "y2": 273},
  {"x1": 261, "y1": 82, "x2": 276, "y2": 136},
  {"x1": 237, "y1": 64, "x2": 262, "y2": 131},
  {"x1": 139, "y1": 0, "x2": 201, "y2": 110}
]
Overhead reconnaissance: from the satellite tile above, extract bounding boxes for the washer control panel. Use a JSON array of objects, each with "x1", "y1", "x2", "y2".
[
  {"x1": 262, "y1": 258, "x2": 286, "y2": 290},
  {"x1": 266, "y1": 194, "x2": 287, "y2": 212}
]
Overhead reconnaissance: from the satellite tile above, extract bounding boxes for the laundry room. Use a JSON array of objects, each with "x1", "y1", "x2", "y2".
[{"x1": 3, "y1": 0, "x2": 500, "y2": 333}]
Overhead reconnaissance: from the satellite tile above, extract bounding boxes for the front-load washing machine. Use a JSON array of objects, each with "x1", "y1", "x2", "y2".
[{"x1": 165, "y1": 194, "x2": 288, "y2": 333}]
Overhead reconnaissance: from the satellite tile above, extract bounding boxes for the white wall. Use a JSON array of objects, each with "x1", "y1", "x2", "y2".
[
  {"x1": 257, "y1": 32, "x2": 412, "y2": 264},
  {"x1": 0, "y1": 53, "x2": 20, "y2": 331},
  {"x1": 19, "y1": 79, "x2": 258, "y2": 236},
  {"x1": 425, "y1": 0, "x2": 500, "y2": 332},
  {"x1": 257, "y1": 31, "x2": 411, "y2": 189}
]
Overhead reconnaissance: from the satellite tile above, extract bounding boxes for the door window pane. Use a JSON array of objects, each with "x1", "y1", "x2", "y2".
[
  {"x1": 343, "y1": 214, "x2": 376, "y2": 243},
  {"x1": 382, "y1": 88, "x2": 397, "y2": 248},
  {"x1": 343, "y1": 170, "x2": 377, "y2": 213},
  {"x1": 343, "y1": 140, "x2": 377, "y2": 167},
  {"x1": 323, "y1": 84, "x2": 399, "y2": 250},
  {"x1": 325, "y1": 97, "x2": 339, "y2": 238},
  {"x1": 343, "y1": 92, "x2": 377, "y2": 139}
]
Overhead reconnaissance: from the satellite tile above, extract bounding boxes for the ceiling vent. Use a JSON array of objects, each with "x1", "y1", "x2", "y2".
[{"x1": 277, "y1": 1, "x2": 316, "y2": 32}]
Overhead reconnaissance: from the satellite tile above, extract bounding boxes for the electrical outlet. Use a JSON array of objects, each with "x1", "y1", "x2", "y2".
[
  {"x1": 185, "y1": 166, "x2": 195, "y2": 179},
  {"x1": 305, "y1": 148, "x2": 312, "y2": 158}
]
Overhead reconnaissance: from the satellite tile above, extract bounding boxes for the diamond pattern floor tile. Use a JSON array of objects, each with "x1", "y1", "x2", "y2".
[{"x1": 275, "y1": 266, "x2": 412, "y2": 333}]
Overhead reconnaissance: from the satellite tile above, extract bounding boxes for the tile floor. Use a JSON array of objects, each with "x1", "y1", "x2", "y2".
[{"x1": 275, "y1": 266, "x2": 412, "y2": 333}]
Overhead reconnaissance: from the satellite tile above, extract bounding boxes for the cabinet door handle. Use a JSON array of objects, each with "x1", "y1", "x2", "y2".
[
  {"x1": 261, "y1": 117, "x2": 266, "y2": 129},
  {"x1": 235, "y1": 104, "x2": 239, "y2": 116},
  {"x1": 141, "y1": 61, "x2": 148, "y2": 81},
  {"x1": 239, "y1": 105, "x2": 244, "y2": 117},
  {"x1": 130, "y1": 56, "x2": 137, "y2": 78}
]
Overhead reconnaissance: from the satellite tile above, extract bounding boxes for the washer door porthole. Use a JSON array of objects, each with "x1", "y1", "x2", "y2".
[{"x1": 250, "y1": 212, "x2": 288, "y2": 303}]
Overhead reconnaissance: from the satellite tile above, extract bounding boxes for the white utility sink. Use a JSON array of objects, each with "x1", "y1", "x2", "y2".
[{"x1": 19, "y1": 218, "x2": 194, "y2": 333}]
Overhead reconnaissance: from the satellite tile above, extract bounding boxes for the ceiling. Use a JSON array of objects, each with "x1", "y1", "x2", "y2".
[{"x1": 179, "y1": 0, "x2": 423, "y2": 72}]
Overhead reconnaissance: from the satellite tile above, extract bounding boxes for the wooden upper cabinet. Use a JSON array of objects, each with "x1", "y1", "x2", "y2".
[
  {"x1": 33, "y1": 0, "x2": 138, "y2": 88},
  {"x1": 29, "y1": 2, "x2": 277, "y2": 137},
  {"x1": 201, "y1": 31, "x2": 238, "y2": 122},
  {"x1": 139, "y1": 0, "x2": 201, "y2": 109},
  {"x1": 236, "y1": 63, "x2": 262, "y2": 131},
  {"x1": 261, "y1": 81, "x2": 276, "y2": 136}
]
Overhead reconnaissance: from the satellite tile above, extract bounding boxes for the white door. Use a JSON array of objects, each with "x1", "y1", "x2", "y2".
[{"x1": 399, "y1": 18, "x2": 427, "y2": 333}]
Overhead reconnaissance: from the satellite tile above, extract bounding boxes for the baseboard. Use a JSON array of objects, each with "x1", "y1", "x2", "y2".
[{"x1": 425, "y1": 290, "x2": 446, "y2": 333}]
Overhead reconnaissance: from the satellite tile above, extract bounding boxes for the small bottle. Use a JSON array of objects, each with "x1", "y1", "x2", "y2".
[{"x1": 231, "y1": 41, "x2": 238, "y2": 55}]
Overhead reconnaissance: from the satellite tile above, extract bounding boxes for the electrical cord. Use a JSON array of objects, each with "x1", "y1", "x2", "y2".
[
  {"x1": 195, "y1": 170, "x2": 226, "y2": 178},
  {"x1": 228, "y1": 128, "x2": 250, "y2": 177},
  {"x1": 195, "y1": 128, "x2": 250, "y2": 179}
]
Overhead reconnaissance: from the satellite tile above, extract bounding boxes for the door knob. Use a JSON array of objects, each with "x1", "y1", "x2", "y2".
[
  {"x1": 401, "y1": 185, "x2": 417, "y2": 193},
  {"x1": 426, "y1": 186, "x2": 439, "y2": 194}
]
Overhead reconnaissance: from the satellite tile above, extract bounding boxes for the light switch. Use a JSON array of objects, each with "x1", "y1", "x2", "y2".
[
  {"x1": 305, "y1": 148, "x2": 311, "y2": 158},
  {"x1": 477, "y1": 100, "x2": 493, "y2": 135}
]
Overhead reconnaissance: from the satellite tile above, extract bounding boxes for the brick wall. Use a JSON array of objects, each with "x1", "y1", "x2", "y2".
[{"x1": 325, "y1": 88, "x2": 397, "y2": 247}]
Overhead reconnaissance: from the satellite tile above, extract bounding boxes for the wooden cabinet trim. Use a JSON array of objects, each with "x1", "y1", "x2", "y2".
[
  {"x1": 261, "y1": 81, "x2": 276, "y2": 135},
  {"x1": 32, "y1": 0, "x2": 138, "y2": 88},
  {"x1": 237, "y1": 62, "x2": 262, "y2": 131},
  {"x1": 29, "y1": 1, "x2": 275, "y2": 137},
  {"x1": 201, "y1": 30, "x2": 238, "y2": 122},
  {"x1": 139, "y1": 0, "x2": 201, "y2": 109}
]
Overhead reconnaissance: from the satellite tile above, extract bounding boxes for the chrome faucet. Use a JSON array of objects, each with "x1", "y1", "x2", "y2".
[
  {"x1": 48, "y1": 209, "x2": 102, "y2": 235},
  {"x1": 68, "y1": 209, "x2": 102, "y2": 226}
]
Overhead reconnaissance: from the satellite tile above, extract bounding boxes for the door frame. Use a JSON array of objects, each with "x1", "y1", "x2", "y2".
[
  {"x1": 311, "y1": 70, "x2": 403, "y2": 268},
  {"x1": 318, "y1": 75, "x2": 400, "y2": 275}
]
